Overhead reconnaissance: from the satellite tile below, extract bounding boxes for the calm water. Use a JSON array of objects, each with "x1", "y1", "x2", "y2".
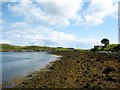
[{"x1": 1, "y1": 52, "x2": 58, "y2": 83}]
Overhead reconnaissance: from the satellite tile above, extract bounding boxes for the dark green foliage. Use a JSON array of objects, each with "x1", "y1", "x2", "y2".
[
  {"x1": 101, "y1": 38, "x2": 110, "y2": 46},
  {"x1": 93, "y1": 46, "x2": 101, "y2": 51}
]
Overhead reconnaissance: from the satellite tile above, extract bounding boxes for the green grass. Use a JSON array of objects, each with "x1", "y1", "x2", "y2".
[
  {"x1": 103, "y1": 44, "x2": 118, "y2": 51},
  {"x1": 91, "y1": 44, "x2": 120, "y2": 52},
  {"x1": 0, "y1": 44, "x2": 78, "y2": 52},
  {"x1": 0, "y1": 44, "x2": 19, "y2": 51},
  {"x1": 1, "y1": 43, "x2": 119, "y2": 52}
]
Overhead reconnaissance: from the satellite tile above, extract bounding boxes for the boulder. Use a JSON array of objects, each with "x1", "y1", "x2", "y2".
[
  {"x1": 104, "y1": 75, "x2": 116, "y2": 81},
  {"x1": 102, "y1": 66, "x2": 115, "y2": 74}
]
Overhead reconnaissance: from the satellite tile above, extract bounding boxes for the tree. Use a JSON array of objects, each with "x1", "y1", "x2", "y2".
[{"x1": 101, "y1": 38, "x2": 110, "y2": 46}]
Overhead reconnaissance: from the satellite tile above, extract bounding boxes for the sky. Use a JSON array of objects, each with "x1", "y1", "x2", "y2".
[{"x1": 0, "y1": 0, "x2": 120, "y2": 49}]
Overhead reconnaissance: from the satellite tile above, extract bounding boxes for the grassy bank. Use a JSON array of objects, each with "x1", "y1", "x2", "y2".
[
  {"x1": 10, "y1": 51, "x2": 120, "y2": 88},
  {"x1": 91, "y1": 44, "x2": 120, "y2": 52},
  {"x1": 0, "y1": 44, "x2": 81, "y2": 52}
]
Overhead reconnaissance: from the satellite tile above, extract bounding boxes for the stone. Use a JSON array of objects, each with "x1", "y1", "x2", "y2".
[
  {"x1": 76, "y1": 60, "x2": 80, "y2": 63},
  {"x1": 104, "y1": 75, "x2": 115, "y2": 81},
  {"x1": 102, "y1": 66, "x2": 115, "y2": 74},
  {"x1": 83, "y1": 82, "x2": 91, "y2": 88},
  {"x1": 49, "y1": 67, "x2": 54, "y2": 70},
  {"x1": 26, "y1": 74, "x2": 32, "y2": 77},
  {"x1": 96, "y1": 58, "x2": 100, "y2": 61}
]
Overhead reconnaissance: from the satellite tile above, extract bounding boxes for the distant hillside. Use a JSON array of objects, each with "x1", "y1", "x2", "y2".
[
  {"x1": 0, "y1": 44, "x2": 79, "y2": 52},
  {"x1": 0, "y1": 44, "x2": 20, "y2": 51},
  {"x1": 1, "y1": 43, "x2": 119, "y2": 52}
]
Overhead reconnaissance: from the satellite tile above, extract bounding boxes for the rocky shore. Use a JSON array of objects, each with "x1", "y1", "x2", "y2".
[{"x1": 7, "y1": 51, "x2": 120, "y2": 88}]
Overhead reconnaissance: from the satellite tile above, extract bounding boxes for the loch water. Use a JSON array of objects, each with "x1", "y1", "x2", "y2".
[{"x1": 1, "y1": 52, "x2": 58, "y2": 83}]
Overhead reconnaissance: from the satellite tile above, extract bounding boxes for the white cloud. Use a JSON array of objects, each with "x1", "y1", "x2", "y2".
[
  {"x1": 0, "y1": 19, "x2": 5, "y2": 24},
  {"x1": 7, "y1": 0, "x2": 119, "y2": 26},
  {"x1": 2, "y1": 23, "x2": 76, "y2": 46},
  {"x1": 8, "y1": 0, "x2": 82, "y2": 27},
  {"x1": 9, "y1": 22, "x2": 30, "y2": 28},
  {"x1": 82, "y1": 0, "x2": 119, "y2": 25},
  {"x1": 1, "y1": 22, "x2": 100, "y2": 48},
  {"x1": 0, "y1": 39, "x2": 11, "y2": 44}
]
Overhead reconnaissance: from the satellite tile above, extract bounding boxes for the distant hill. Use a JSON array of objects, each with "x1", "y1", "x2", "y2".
[
  {"x1": 0, "y1": 44, "x2": 78, "y2": 52},
  {"x1": 1, "y1": 43, "x2": 119, "y2": 52},
  {"x1": 0, "y1": 44, "x2": 19, "y2": 51}
]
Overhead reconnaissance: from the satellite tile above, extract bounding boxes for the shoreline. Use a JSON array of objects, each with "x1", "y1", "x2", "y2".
[
  {"x1": 2, "y1": 53, "x2": 62, "y2": 88},
  {"x1": 2, "y1": 51, "x2": 120, "y2": 88}
]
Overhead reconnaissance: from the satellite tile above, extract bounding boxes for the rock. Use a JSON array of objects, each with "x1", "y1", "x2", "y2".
[
  {"x1": 68, "y1": 55, "x2": 71, "y2": 57},
  {"x1": 93, "y1": 74, "x2": 97, "y2": 77},
  {"x1": 44, "y1": 76, "x2": 48, "y2": 78},
  {"x1": 92, "y1": 85, "x2": 102, "y2": 89},
  {"x1": 102, "y1": 66, "x2": 115, "y2": 74},
  {"x1": 49, "y1": 67, "x2": 54, "y2": 70},
  {"x1": 104, "y1": 75, "x2": 115, "y2": 81},
  {"x1": 58, "y1": 61, "x2": 62, "y2": 63},
  {"x1": 90, "y1": 56, "x2": 94, "y2": 58},
  {"x1": 100, "y1": 60, "x2": 104, "y2": 63},
  {"x1": 26, "y1": 74, "x2": 32, "y2": 77},
  {"x1": 63, "y1": 77, "x2": 67, "y2": 80},
  {"x1": 75, "y1": 79, "x2": 80, "y2": 83},
  {"x1": 96, "y1": 58, "x2": 100, "y2": 61},
  {"x1": 115, "y1": 56, "x2": 118, "y2": 59},
  {"x1": 83, "y1": 82, "x2": 91, "y2": 88},
  {"x1": 96, "y1": 58, "x2": 104, "y2": 63},
  {"x1": 22, "y1": 81, "x2": 28, "y2": 85},
  {"x1": 76, "y1": 60, "x2": 80, "y2": 63}
]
